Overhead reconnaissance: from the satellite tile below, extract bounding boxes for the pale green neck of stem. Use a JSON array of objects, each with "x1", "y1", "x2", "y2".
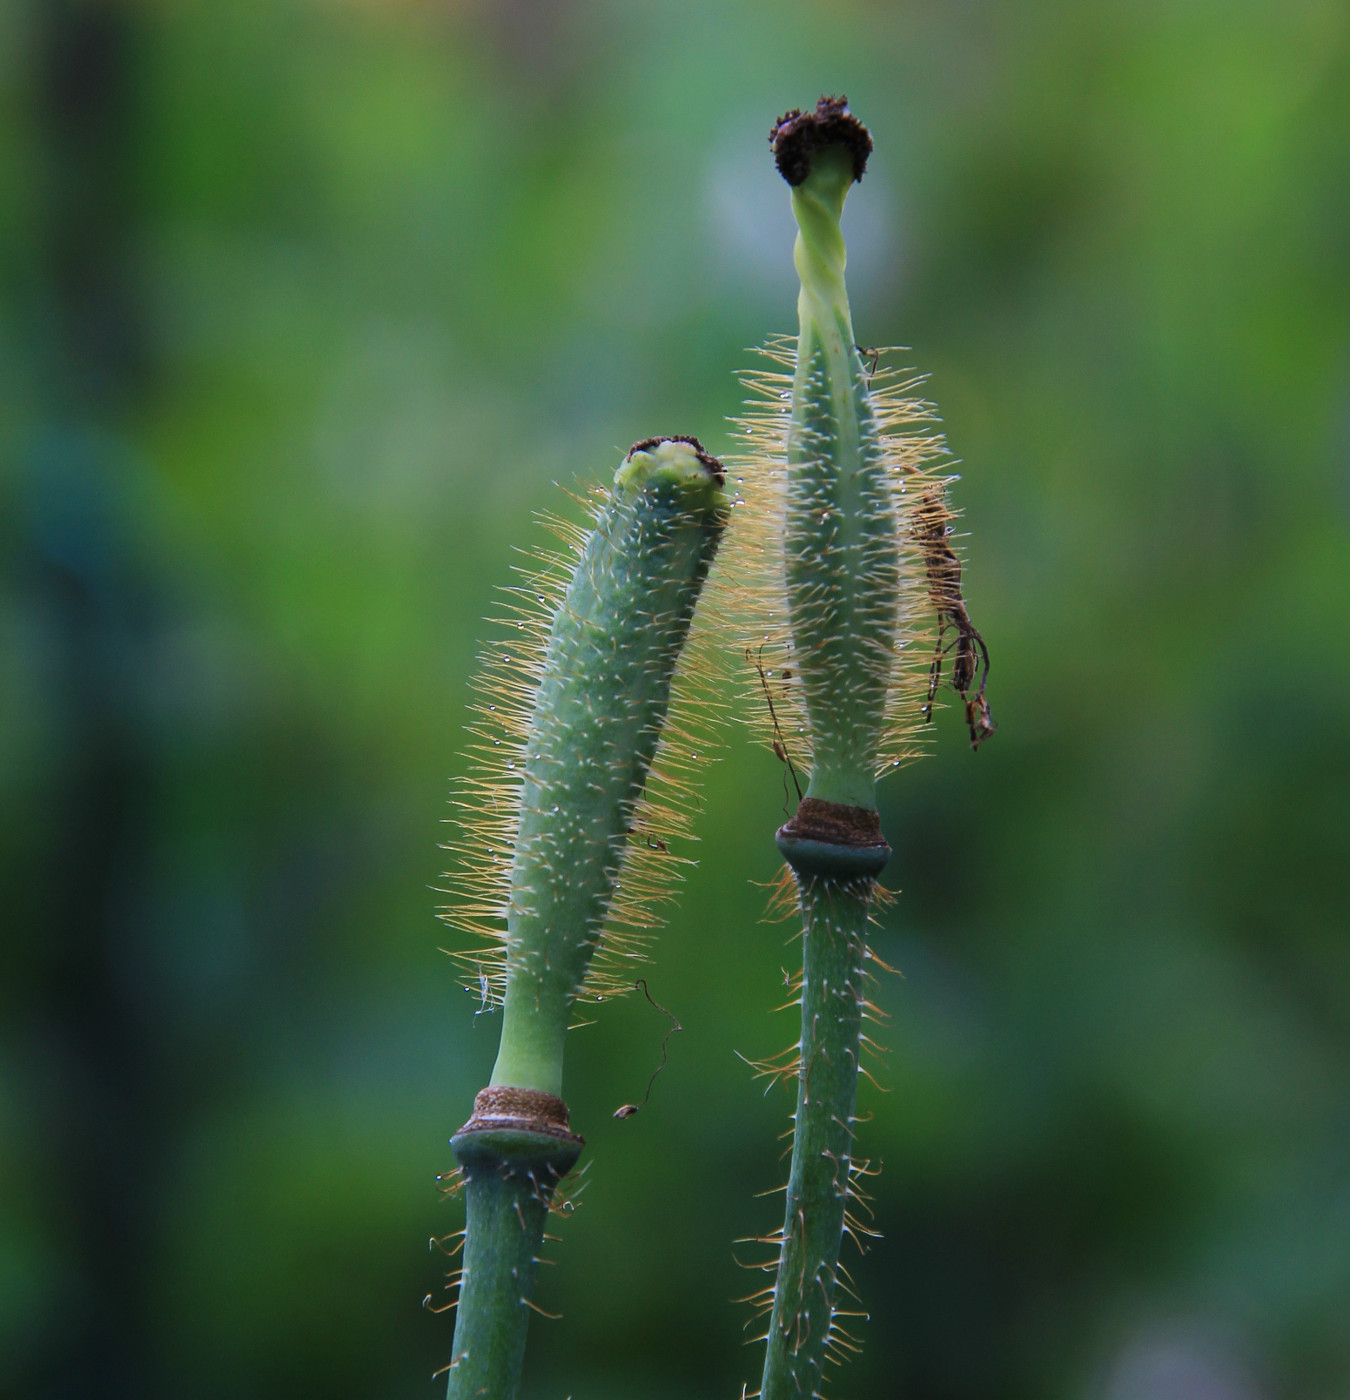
[
  {"x1": 491, "y1": 988, "x2": 566, "y2": 1095},
  {"x1": 791, "y1": 147, "x2": 854, "y2": 348}
]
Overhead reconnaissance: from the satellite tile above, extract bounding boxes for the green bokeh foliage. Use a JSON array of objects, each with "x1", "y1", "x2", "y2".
[{"x1": 3, "y1": 1, "x2": 1349, "y2": 1397}]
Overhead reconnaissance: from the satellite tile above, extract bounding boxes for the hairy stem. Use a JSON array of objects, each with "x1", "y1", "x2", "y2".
[
  {"x1": 490, "y1": 441, "x2": 727, "y2": 1092},
  {"x1": 761, "y1": 877, "x2": 871, "y2": 1400},
  {"x1": 446, "y1": 1095, "x2": 582, "y2": 1400},
  {"x1": 784, "y1": 145, "x2": 896, "y2": 813}
]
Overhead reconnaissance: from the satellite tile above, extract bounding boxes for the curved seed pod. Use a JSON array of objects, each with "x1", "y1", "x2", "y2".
[
  {"x1": 439, "y1": 437, "x2": 728, "y2": 1400},
  {"x1": 731, "y1": 98, "x2": 995, "y2": 1400}
]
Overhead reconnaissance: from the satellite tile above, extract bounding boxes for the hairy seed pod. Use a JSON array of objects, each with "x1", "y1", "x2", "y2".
[
  {"x1": 780, "y1": 122, "x2": 898, "y2": 813},
  {"x1": 488, "y1": 437, "x2": 728, "y2": 1091}
]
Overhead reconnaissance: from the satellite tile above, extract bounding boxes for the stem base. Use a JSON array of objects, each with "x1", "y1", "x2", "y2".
[{"x1": 445, "y1": 1091, "x2": 583, "y2": 1400}]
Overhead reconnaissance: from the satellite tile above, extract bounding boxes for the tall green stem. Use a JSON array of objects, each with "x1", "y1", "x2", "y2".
[
  {"x1": 784, "y1": 136, "x2": 895, "y2": 814},
  {"x1": 758, "y1": 98, "x2": 894, "y2": 1400},
  {"x1": 761, "y1": 878, "x2": 871, "y2": 1400},
  {"x1": 448, "y1": 1103, "x2": 583, "y2": 1400},
  {"x1": 443, "y1": 438, "x2": 726, "y2": 1400}
]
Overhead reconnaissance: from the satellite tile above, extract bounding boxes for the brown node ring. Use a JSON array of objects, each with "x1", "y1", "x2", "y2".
[
  {"x1": 453, "y1": 1080, "x2": 585, "y2": 1204},
  {"x1": 456, "y1": 1086, "x2": 581, "y2": 1143},
  {"x1": 775, "y1": 798, "x2": 891, "y2": 880},
  {"x1": 451, "y1": 1086, "x2": 585, "y2": 1180}
]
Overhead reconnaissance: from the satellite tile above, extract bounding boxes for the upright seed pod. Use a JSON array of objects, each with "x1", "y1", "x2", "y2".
[
  {"x1": 728, "y1": 98, "x2": 996, "y2": 1400},
  {"x1": 437, "y1": 437, "x2": 728, "y2": 1400}
]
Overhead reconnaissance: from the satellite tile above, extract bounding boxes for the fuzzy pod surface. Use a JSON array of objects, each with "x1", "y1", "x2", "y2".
[{"x1": 489, "y1": 436, "x2": 728, "y2": 1094}]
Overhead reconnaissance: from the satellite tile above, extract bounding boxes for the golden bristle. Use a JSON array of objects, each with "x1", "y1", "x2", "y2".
[{"x1": 587, "y1": 572, "x2": 730, "y2": 997}]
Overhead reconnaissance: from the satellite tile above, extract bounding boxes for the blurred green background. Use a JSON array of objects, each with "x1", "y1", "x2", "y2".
[{"x1": 4, "y1": 1, "x2": 1350, "y2": 1397}]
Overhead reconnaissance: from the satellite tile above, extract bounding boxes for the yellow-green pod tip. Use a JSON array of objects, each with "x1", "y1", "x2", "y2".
[{"x1": 615, "y1": 435, "x2": 727, "y2": 509}]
